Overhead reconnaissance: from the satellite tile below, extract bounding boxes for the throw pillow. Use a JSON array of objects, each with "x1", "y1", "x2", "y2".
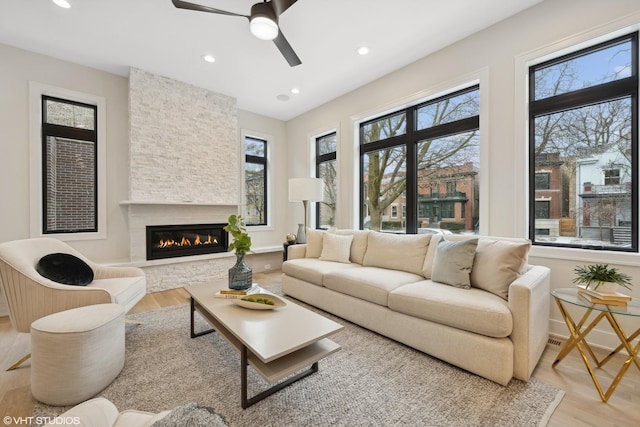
[
  {"x1": 431, "y1": 238, "x2": 478, "y2": 288},
  {"x1": 305, "y1": 228, "x2": 325, "y2": 258},
  {"x1": 319, "y1": 233, "x2": 353, "y2": 263},
  {"x1": 335, "y1": 229, "x2": 370, "y2": 264},
  {"x1": 470, "y1": 238, "x2": 531, "y2": 299},
  {"x1": 36, "y1": 253, "x2": 94, "y2": 286}
]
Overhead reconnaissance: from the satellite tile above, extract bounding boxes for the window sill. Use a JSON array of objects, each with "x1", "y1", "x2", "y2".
[{"x1": 529, "y1": 244, "x2": 640, "y2": 267}]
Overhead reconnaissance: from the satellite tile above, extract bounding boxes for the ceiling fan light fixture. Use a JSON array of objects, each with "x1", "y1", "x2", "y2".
[
  {"x1": 52, "y1": 0, "x2": 71, "y2": 8},
  {"x1": 250, "y1": 3, "x2": 278, "y2": 41}
]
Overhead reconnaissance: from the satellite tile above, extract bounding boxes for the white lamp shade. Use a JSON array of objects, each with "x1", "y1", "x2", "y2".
[{"x1": 289, "y1": 178, "x2": 325, "y2": 202}]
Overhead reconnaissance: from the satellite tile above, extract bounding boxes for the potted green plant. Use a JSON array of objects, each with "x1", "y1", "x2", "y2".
[
  {"x1": 572, "y1": 264, "x2": 632, "y2": 292},
  {"x1": 224, "y1": 214, "x2": 253, "y2": 290}
]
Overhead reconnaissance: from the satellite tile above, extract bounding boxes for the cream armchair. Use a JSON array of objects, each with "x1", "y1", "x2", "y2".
[{"x1": 0, "y1": 237, "x2": 146, "y2": 369}]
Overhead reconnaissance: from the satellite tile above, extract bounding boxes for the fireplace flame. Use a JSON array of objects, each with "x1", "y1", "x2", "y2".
[{"x1": 156, "y1": 233, "x2": 218, "y2": 249}]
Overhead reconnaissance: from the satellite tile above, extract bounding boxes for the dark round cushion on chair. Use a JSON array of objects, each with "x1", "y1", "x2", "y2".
[{"x1": 36, "y1": 253, "x2": 94, "y2": 286}]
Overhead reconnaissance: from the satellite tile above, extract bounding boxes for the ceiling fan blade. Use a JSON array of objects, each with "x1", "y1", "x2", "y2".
[
  {"x1": 171, "y1": 0, "x2": 249, "y2": 18},
  {"x1": 271, "y1": 0, "x2": 298, "y2": 17},
  {"x1": 273, "y1": 30, "x2": 301, "y2": 67}
]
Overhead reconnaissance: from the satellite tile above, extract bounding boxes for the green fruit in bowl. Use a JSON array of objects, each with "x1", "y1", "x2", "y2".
[{"x1": 242, "y1": 295, "x2": 275, "y2": 305}]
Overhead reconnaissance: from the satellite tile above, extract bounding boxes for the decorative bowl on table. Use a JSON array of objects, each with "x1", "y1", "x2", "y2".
[{"x1": 232, "y1": 294, "x2": 287, "y2": 310}]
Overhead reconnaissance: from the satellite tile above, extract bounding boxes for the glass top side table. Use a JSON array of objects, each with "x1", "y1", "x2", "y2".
[{"x1": 551, "y1": 287, "x2": 640, "y2": 402}]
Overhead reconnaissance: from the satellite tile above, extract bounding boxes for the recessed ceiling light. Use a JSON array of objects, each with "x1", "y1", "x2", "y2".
[
  {"x1": 291, "y1": 88, "x2": 300, "y2": 94},
  {"x1": 276, "y1": 94, "x2": 290, "y2": 101},
  {"x1": 357, "y1": 46, "x2": 369, "y2": 56},
  {"x1": 202, "y1": 54, "x2": 215, "y2": 63},
  {"x1": 52, "y1": 0, "x2": 71, "y2": 8}
]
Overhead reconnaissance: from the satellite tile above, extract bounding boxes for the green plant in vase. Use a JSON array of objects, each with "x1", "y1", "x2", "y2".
[
  {"x1": 572, "y1": 264, "x2": 632, "y2": 292},
  {"x1": 224, "y1": 214, "x2": 253, "y2": 290}
]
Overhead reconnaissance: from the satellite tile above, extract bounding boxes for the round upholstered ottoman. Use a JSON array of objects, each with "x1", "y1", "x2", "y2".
[{"x1": 30, "y1": 303, "x2": 125, "y2": 406}]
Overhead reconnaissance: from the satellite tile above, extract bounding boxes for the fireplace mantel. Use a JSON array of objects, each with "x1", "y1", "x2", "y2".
[{"x1": 120, "y1": 200, "x2": 238, "y2": 207}]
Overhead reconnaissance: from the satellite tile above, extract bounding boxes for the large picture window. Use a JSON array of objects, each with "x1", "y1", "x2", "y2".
[
  {"x1": 360, "y1": 85, "x2": 480, "y2": 234},
  {"x1": 529, "y1": 32, "x2": 638, "y2": 251},
  {"x1": 42, "y1": 96, "x2": 98, "y2": 234},
  {"x1": 315, "y1": 132, "x2": 337, "y2": 230},
  {"x1": 244, "y1": 136, "x2": 268, "y2": 226}
]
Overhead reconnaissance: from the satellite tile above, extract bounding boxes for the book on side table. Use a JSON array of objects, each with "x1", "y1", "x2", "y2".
[
  {"x1": 576, "y1": 284, "x2": 631, "y2": 306},
  {"x1": 215, "y1": 283, "x2": 261, "y2": 299}
]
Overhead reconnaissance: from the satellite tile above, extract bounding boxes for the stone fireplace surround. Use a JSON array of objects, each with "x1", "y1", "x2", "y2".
[{"x1": 123, "y1": 68, "x2": 250, "y2": 292}]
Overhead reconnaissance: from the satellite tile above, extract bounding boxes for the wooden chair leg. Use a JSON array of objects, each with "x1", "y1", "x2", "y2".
[{"x1": 6, "y1": 353, "x2": 31, "y2": 371}]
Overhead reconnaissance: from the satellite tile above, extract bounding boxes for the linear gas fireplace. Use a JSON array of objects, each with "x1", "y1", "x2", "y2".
[{"x1": 146, "y1": 223, "x2": 228, "y2": 260}]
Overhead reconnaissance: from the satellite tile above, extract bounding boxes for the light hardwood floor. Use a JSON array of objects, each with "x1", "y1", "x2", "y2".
[{"x1": 1, "y1": 270, "x2": 638, "y2": 426}]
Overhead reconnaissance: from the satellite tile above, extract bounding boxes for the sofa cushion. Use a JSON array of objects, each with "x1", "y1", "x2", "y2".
[
  {"x1": 362, "y1": 232, "x2": 431, "y2": 276},
  {"x1": 324, "y1": 267, "x2": 424, "y2": 306},
  {"x1": 388, "y1": 281, "x2": 513, "y2": 338},
  {"x1": 320, "y1": 233, "x2": 353, "y2": 263},
  {"x1": 471, "y1": 238, "x2": 530, "y2": 300},
  {"x1": 282, "y1": 258, "x2": 359, "y2": 286},
  {"x1": 88, "y1": 276, "x2": 146, "y2": 312},
  {"x1": 305, "y1": 229, "x2": 325, "y2": 258},
  {"x1": 335, "y1": 230, "x2": 370, "y2": 264},
  {"x1": 431, "y1": 238, "x2": 478, "y2": 288}
]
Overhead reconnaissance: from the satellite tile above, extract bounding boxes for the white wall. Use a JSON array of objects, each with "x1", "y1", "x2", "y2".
[{"x1": 285, "y1": 0, "x2": 640, "y2": 349}]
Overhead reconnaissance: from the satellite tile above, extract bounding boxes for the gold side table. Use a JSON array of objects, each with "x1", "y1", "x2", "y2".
[{"x1": 551, "y1": 288, "x2": 640, "y2": 402}]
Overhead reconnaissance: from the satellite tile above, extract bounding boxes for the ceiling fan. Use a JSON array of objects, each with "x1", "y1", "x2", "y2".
[{"x1": 171, "y1": 0, "x2": 302, "y2": 67}]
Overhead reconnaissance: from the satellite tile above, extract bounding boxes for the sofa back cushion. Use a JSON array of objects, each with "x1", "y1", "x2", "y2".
[
  {"x1": 335, "y1": 230, "x2": 370, "y2": 264},
  {"x1": 363, "y1": 232, "x2": 431, "y2": 276},
  {"x1": 470, "y1": 238, "x2": 530, "y2": 299},
  {"x1": 305, "y1": 228, "x2": 325, "y2": 258}
]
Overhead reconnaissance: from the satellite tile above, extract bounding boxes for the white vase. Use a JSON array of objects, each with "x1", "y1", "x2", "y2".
[
  {"x1": 296, "y1": 224, "x2": 307, "y2": 244},
  {"x1": 592, "y1": 281, "x2": 618, "y2": 293}
]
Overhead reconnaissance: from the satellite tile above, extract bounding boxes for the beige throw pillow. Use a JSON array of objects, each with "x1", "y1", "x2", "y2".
[
  {"x1": 319, "y1": 233, "x2": 353, "y2": 263},
  {"x1": 470, "y1": 238, "x2": 531, "y2": 299},
  {"x1": 305, "y1": 228, "x2": 325, "y2": 258},
  {"x1": 335, "y1": 230, "x2": 369, "y2": 264},
  {"x1": 431, "y1": 238, "x2": 478, "y2": 289}
]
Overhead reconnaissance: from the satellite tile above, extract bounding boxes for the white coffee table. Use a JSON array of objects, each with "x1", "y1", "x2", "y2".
[{"x1": 185, "y1": 280, "x2": 343, "y2": 408}]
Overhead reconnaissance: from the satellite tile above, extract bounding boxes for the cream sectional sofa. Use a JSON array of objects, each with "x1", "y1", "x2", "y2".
[{"x1": 281, "y1": 229, "x2": 550, "y2": 386}]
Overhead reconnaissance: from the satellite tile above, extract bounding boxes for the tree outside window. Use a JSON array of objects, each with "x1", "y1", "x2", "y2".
[
  {"x1": 244, "y1": 136, "x2": 267, "y2": 226},
  {"x1": 361, "y1": 86, "x2": 480, "y2": 234},
  {"x1": 316, "y1": 132, "x2": 337, "y2": 229}
]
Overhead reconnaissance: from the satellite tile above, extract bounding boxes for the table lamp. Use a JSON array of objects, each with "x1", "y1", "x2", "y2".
[{"x1": 289, "y1": 177, "x2": 324, "y2": 243}]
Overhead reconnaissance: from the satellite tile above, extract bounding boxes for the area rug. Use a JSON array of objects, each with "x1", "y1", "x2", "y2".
[{"x1": 34, "y1": 290, "x2": 564, "y2": 426}]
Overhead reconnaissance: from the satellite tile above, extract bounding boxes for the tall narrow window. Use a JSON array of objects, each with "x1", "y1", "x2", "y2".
[
  {"x1": 315, "y1": 132, "x2": 337, "y2": 229},
  {"x1": 42, "y1": 96, "x2": 97, "y2": 234},
  {"x1": 360, "y1": 85, "x2": 480, "y2": 234},
  {"x1": 244, "y1": 136, "x2": 267, "y2": 226},
  {"x1": 529, "y1": 32, "x2": 638, "y2": 251}
]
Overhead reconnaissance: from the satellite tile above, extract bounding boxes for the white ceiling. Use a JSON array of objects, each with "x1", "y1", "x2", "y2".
[{"x1": 0, "y1": 0, "x2": 542, "y2": 121}]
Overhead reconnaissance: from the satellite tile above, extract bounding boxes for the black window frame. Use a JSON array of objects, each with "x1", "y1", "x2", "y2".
[
  {"x1": 359, "y1": 85, "x2": 480, "y2": 233},
  {"x1": 315, "y1": 132, "x2": 337, "y2": 230},
  {"x1": 528, "y1": 32, "x2": 639, "y2": 252},
  {"x1": 42, "y1": 95, "x2": 98, "y2": 234},
  {"x1": 244, "y1": 136, "x2": 268, "y2": 226}
]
